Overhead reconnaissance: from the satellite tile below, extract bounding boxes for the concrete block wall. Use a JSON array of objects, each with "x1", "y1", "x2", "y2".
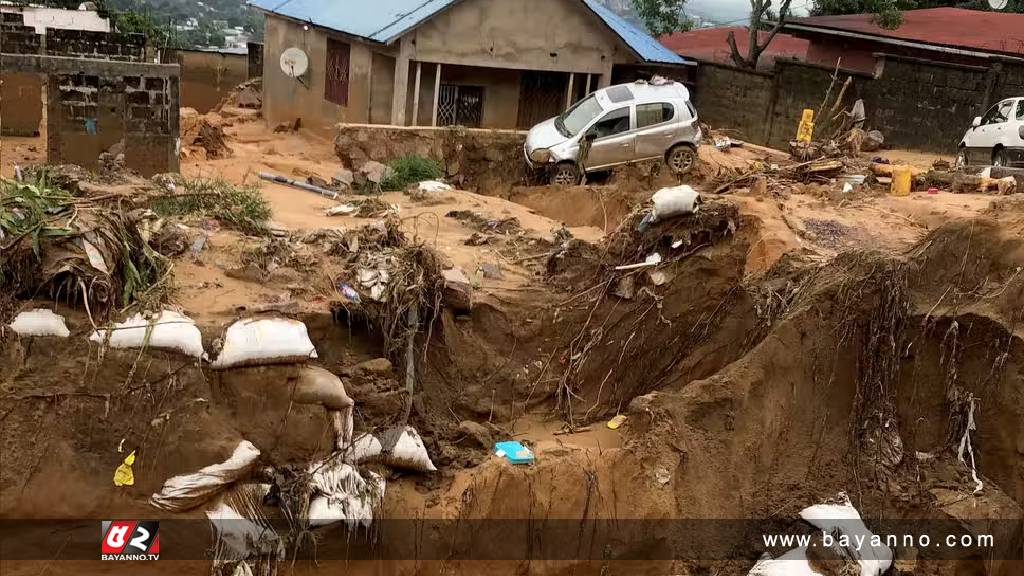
[
  {"x1": 692, "y1": 63, "x2": 775, "y2": 143},
  {"x1": 0, "y1": 24, "x2": 41, "y2": 54},
  {"x1": 691, "y1": 54, "x2": 1019, "y2": 154},
  {"x1": 868, "y1": 56, "x2": 989, "y2": 151},
  {"x1": 0, "y1": 54, "x2": 182, "y2": 176},
  {"x1": 45, "y1": 29, "x2": 145, "y2": 62},
  {"x1": 0, "y1": 25, "x2": 44, "y2": 135},
  {"x1": 767, "y1": 61, "x2": 873, "y2": 150}
]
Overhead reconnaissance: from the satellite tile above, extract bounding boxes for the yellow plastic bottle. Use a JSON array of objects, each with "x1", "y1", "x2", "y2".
[{"x1": 891, "y1": 165, "x2": 912, "y2": 197}]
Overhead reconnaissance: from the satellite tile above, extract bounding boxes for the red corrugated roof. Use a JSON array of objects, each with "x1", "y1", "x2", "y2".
[
  {"x1": 789, "y1": 8, "x2": 1024, "y2": 56},
  {"x1": 659, "y1": 26, "x2": 808, "y2": 68}
]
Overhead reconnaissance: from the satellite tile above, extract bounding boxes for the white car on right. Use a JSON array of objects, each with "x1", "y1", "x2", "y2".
[{"x1": 957, "y1": 97, "x2": 1024, "y2": 168}]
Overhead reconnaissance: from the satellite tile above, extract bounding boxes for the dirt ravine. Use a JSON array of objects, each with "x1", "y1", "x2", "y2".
[{"x1": 2, "y1": 114, "x2": 1022, "y2": 576}]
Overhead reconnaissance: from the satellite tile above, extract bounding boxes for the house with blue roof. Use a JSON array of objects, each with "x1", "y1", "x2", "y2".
[{"x1": 248, "y1": 0, "x2": 692, "y2": 131}]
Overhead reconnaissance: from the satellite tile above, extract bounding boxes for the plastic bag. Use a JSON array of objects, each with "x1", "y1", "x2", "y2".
[
  {"x1": 211, "y1": 318, "x2": 317, "y2": 369},
  {"x1": 346, "y1": 426, "x2": 437, "y2": 472},
  {"x1": 651, "y1": 185, "x2": 700, "y2": 221},
  {"x1": 90, "y1": 310, "x2": 205, "y2": 358},
  {"x1": 9, "y1": 309, "x2": 70, "y2": 338},
  {"x1": 151, "y1": 441, "x2": 261, "y2": 512}
]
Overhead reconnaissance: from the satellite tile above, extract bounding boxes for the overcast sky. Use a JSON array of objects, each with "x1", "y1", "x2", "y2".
[{"x1": 687, "y1": 0, "x2": 815, "y2": 24}]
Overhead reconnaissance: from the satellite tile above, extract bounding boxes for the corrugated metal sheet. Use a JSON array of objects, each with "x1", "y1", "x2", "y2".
[
  {"x1": 247, "y1": 0, "x2": 458, "y2": 43},
  {"x1": 580, "y1": 0, "x2": 687, "y2": 65},
  {"x1": 249, "y1": 0, "x2": 690, "y2": 64}
]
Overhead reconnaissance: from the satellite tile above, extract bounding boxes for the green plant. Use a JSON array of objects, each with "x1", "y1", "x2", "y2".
[
  {"x1": 150, "y1": 178, "x2": 271, "y2": 235},
  {"x1": 380, "y1": 155, "x2": 444, "y2": 192},
  {"x1": 0, "y1": 178, "x2": 76, "y2": 260}
]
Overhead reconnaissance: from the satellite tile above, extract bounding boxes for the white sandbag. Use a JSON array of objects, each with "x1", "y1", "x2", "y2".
[
  {"x1": 651, "y1": 185, "x2": 700, "y2": 221},
  {"x1": 207, "y1": 483, "x2": 282, "y2": 564},
  {"x1": 90, "y1": 310, "x2": 205, "y2": 358},
  {"x1": 211, "y1": 318, "x2": 317, "y2": 369},
  {"x1": 747, "y1": 548, "x2": 820, "y2": 576},
  {"x1": 307, "y1": 459, "x2": 385, "y2": 529},
  {"x1": 151, "y1": 441, "x2": 261, "y2": 512},
  {"x1": 9, "y1": 309, "x2": 70, "y2": 338},
  {"x1": 346, "y1": 426, "x2": 437, "y2": 472},
  {"x1": 799, "y1": 493, "x2": 892, "y2": 576}
]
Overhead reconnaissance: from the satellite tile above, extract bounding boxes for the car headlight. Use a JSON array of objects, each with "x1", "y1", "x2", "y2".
[{"x1": 529, "y1": 148, "x2": 552, "y2": 163}]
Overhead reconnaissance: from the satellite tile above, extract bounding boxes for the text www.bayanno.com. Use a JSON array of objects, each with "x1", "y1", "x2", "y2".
[{"x1": 763, "y1": 532, "x2": 995, "y2": 551}]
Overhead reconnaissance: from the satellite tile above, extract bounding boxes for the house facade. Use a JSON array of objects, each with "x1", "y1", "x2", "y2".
[
  {"x1": 784, "y1": 8, "x2": 1024, "y2": 74},
  {"x1": 249, "y1": 0, "x2": 691, "y2": 132}
]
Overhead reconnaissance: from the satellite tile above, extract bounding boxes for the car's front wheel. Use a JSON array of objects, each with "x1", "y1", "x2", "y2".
[
  {"x1": 550, "y1": 162, "x2": 578, "y2": 186},
  {"x1": 666, "y1": 145, "x2": 697, "y2": 175},
  {"x1": 993, "y1": 147, "x2": 1007, "y2": 167}
]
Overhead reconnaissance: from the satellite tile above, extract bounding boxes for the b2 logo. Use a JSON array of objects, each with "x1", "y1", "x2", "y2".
[{"x1": 101, "y1": 521, "x2": 160, "y2": 560}]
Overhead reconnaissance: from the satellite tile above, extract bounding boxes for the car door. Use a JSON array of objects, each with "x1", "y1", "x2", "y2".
[
  {"x1": 969, "y1": 100, "x2": 1013, "y2": 156},
  {"x1": 582, "y1": 106, "x2": 634, "y2": 170},
  {"x1": 634, "y1": 102, "x2": 677, "y2": 160}
]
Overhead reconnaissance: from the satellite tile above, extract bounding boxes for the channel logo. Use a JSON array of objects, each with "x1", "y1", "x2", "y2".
[{"x1": 101, "y1": 521, "x2": 160, "y2": 560}]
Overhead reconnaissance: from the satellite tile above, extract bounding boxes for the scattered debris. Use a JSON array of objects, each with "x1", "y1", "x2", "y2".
[{"x1": 494, "y1": 440, "x2": 534, "y2": 465}]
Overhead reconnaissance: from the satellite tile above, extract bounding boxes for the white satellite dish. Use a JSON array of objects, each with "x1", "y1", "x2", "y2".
[
  {"x1": 280, "y1": 47, "x2": 309, "y2": 78},
  {"x1": 988, "y1": 0, "x2": 1008, "y2": 9}
]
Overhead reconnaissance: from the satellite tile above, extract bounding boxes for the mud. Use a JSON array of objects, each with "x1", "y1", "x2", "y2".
[{"x1": 3, "y1": 115, "x2": 1023, "y2": 576}]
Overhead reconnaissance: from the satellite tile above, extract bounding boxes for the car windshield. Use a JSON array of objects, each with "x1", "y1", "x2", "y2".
[{"x1": 556, "y1": 95, "x2": 604, "y2": 137}]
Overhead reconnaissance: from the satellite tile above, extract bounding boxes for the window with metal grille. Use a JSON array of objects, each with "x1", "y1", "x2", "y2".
[
  {"x1": 325, "y1": 38, "x2": 350, "y2": 106},
  {"x1": 437, "y1": 84, "x2": 483, "y2": 128}
]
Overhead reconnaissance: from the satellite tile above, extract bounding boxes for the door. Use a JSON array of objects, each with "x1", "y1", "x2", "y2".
[
  {"x1": 437, "y1": 85, "x2": 484, "y2": 128},
  {"x1": 582, "y1": 106, "x2": 634, "y2": 170},
  {"x1": 634, "y1": 102, "x2": 678, "y2": 160}
]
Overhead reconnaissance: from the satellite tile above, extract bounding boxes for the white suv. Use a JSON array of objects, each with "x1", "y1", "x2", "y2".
[{"x1": 957, "y1": 97, "x2": 1024, "y2": 168}]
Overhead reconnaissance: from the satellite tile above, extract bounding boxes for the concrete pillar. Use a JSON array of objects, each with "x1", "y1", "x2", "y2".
[
  {"x1": 390, "y1": 36, "x2": 414, "y2": 126},
  {"x1": 412, "y1": 61, "x2": 422, "y2": 125},
  {"x1": 598, "y1": 58, "x2": 613, "y2": 88},
  {"x1": 431, "y1": 63, "x2": 442, "y2": 127},
  {"x1": 565, "y1": 72, "x2": 574, "y2": 109}
]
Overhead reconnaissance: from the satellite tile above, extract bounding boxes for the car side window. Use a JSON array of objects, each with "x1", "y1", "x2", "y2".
[
  {"x1": 587, "y1": 107, "x2": 631, "y2": 139},
  {"x1": 984, "y1": 101, "x2": 1013, "y2": 125},
  {"x1": 637, "y1": 103, "x2": 675, "y2": 129},
  {"x1": 1017, "y1": 100, "x2": 1024, "y2": 121}
]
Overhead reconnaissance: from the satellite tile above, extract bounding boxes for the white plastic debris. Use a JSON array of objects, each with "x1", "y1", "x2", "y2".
[
  {"x1": 90, "y1": 310, "x2": 205, "y2": 358},
  {"x1": 211, "y1": 318, "x2": 317, "y2": 369},
  {"x1": 746, "y1": 548, "x2": 820, "y2": 576},
  {"x1": 346, "y1": 426, "x2": 437, "y2": 472},
  {"x1": 151, "y1": 441, "x2": 261, "y2": 512},
  {"x1": 799, "y1": 492, "x2": 893, "y2": 576},
  {"x1": 652, "y1": 185, "x2": 700, "y2": 221},
  {"x1": 325, "y1": 204, "x2": 357, "y2": 216},
  {"x1": 417, "y1": 180, "x2": 452, "y2": 193},
  {"x1": 9, "y1": 309, "x2": 70, "y2": 338},
  {"x1": 956, "y1": 396, "x2": 983, "y2": 494},
  {"x1": 307, "y1": 459, "x2": 385, "y2": 529},
  {"x1": 614, "y1": 252, "x2": 663, "y2": 271}
]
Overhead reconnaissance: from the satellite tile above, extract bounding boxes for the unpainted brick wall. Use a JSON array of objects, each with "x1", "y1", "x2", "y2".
[
  {"x1": 46, "y1": 70, "x2": 179, "y2": 176},
  {"x1": 693, "y1": 54, "x2": 1019, "y2": 154},
  {"x1": 45, "y1": 29, "x2": 145, "y2": 62},
  {"x1": 767, "y1": 61, "x2": 873, "y2": 150},
  {"x1": 692, "y1": 63, "x2": 775, "y2": 143}
]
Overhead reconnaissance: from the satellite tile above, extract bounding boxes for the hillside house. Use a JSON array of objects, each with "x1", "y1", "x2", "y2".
[{"x1": 248, "y1": 0, "x2": 692, "y2": 132}]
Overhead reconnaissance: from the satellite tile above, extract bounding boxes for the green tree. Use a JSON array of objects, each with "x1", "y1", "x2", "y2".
[{"x1": 632, "y1": 0, "x2": 693, "y2": 36}]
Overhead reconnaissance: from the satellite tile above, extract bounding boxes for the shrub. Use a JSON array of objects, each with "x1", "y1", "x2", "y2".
[{"x1": 380, "y1": 155, "x2": 443, "y2": 192}]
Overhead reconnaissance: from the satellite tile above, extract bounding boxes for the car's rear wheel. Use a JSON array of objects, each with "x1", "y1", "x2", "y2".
[
  {"x1": 666, "y1": 145, "x2": 697, "y2": 175},
  {"x1": 550, "y1": 162, "x2": 578, "y2": 185},
  {"x1": 955, "y1": 146, "x2": 969, "y2": 170},
  {"x1": 992, "y1": 147, "x2": 1007, "y2": 167}
]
